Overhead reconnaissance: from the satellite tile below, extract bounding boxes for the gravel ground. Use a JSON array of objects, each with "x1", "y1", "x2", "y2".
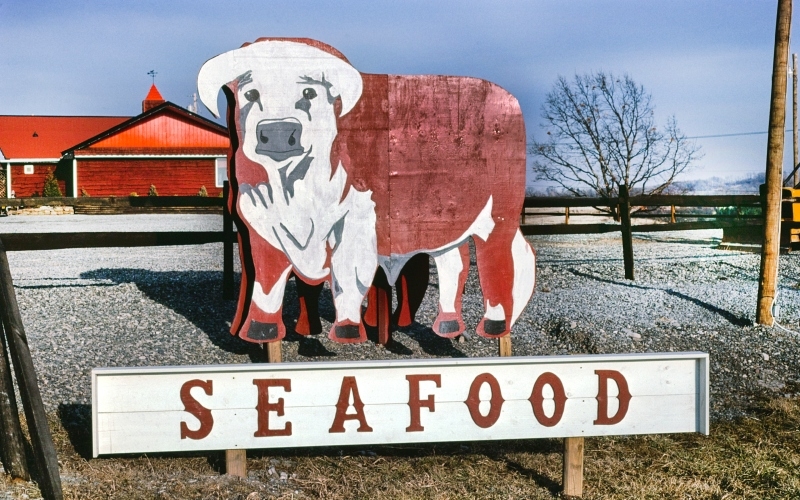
[{"x1": 3, "y1": 214, "x2": 800, "y2": 422}]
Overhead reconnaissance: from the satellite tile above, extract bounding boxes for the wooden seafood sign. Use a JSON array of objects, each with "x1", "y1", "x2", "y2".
[
  {"x1": 197, "y1": 38, "x2": 534, "y2": 344},
  {"x1": 93, "y1": 353, "x2": 709, "y2": 456}
]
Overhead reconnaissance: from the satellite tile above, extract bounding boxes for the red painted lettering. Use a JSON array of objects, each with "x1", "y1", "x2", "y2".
[
  {"x1": 464, "y1": 373, "x2": 504, "y2": 428},
  {"x1": 406, "y1": 374, "x2": 441, "y2": 432},
  {"x1": 328, "y1": 376, "x2": 373, "y2": 433},
  {"x1": 528, "y1": 372, "x2": 567, "y2": 427},
  {"x1": 180, "y1": 379, "x2": 213, "y2": 440},
  {"x1": 253, "y1": 379, "x2": 292, "y2": 437},
  {"x1": 594, "y1": 370, "x2": 632, "y2": 425}
]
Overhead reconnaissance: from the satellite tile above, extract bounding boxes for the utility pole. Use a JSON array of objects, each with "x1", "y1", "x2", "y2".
[
  {"x1": 757, "y1": 0, "x2": 792, "y2": 325},
  {"x1": 795, "y1": 53, "x2": 799, "y2": 187}
]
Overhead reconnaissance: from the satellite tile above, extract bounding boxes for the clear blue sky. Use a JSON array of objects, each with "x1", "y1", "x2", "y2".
[{"x1": 0, "y1": 1, "x2": 794, "y2": 185}]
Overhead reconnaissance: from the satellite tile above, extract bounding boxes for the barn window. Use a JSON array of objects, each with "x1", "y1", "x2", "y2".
[
  {"x1": 23, "y1": 164, "x2": 34, "y2": 174},
  {"x1": 215, "y1": 158, "x2": 228, "y2": 187}
]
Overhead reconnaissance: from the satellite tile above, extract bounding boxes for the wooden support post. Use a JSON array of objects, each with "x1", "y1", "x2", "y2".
[
  {"x1": 222, "y1": 181, "x2": 234, "y2": 300},
  {"x1": 225, "y1": 449, "x2": 247, "y2": 478},
  {"x1": 0, "y1": 321, "x2": 29, "y2": 480},
  {"x1": 498, "y1": 335, "x2": 512, "y2": 357},
  {"x1": 794, "y1": 53, "x2": 798, "y2": 187},
  {"x1": 565, "y1": 206, "x2": 570, "y2": 225},
  {"x1": 377, "y1": 285, "x2": 391, "y2": 345},
  {"x1": 670, "y1": 205, "x2": 676, "y2": 224},
  {"x1": 563, "y1": 436, "x2": 584, "y2": 497},
  {"x1": 758, "y1": 0, "x2": 792, "y2": 325},
  {"x1": 619, "y1": 186, "x2": 634, "y2": 280},
  {"x1": 266, "y1": 341, "x2": 282, "y2": 364},
  {"x1": 0, "y1": 239, "x2": 62, "y2": 500}
]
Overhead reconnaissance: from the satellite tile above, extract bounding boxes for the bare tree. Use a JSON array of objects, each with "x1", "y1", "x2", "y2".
[{"x1": 529, "y1": 72, "x2": 700, "y2": 211}]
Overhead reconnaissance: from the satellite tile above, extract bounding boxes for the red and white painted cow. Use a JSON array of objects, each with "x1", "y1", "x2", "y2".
[{"x1": 198, "y1": 38, "x2": 535, "y2": 344}]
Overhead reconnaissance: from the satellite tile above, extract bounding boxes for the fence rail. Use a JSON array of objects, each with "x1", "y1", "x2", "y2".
[{"x1": 0, "y1": 192, "x2": 765, "y2": 284}]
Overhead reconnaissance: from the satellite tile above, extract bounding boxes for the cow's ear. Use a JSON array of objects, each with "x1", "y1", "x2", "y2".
[
  {"x1": 326, "y1": 65, "x2": 363, "y2": 117},
  {"x1": 197, "y1": 51, "x2": 245, "y2": 118}
]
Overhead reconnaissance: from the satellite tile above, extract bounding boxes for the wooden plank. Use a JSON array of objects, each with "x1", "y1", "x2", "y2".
[
  {"x1": 520, "y1": 224, "x2": 621, "y2": 236},
  {"x1": 498, "y1": 335, "x2": 511, "y2": 357},
  {"x1": 92, "y1": 353, "x2": 709, "y2": 455},
  {"x1": 0, "y1": 321, "x2": 29, "y2": 480},
  {"x1": 0, "y1": 232, "x2": 224, "y2": 251},
  {"x1": 0, "y1": 240, "x2": 63, "y2": 500},
  {"x1": 225, "y1": 449, "x2": 247, "y2": 478},
  {"x1": 563, "y1": 437, "x2": 584, "y2": 497}
]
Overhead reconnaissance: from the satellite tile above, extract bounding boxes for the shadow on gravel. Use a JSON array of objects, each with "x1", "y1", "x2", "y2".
[
  {"x1": 80, "y1": 269, "x2": 269, "y2": 362},
  {"x1": 58, "y1": 403, "x2": 92, "y2": 460},
  {"x1": 569, "y1": 268, "x2": 751, "y2": 327},
  {"x1": 634, "y1": 233, "x2": 722, "y2": 246}
]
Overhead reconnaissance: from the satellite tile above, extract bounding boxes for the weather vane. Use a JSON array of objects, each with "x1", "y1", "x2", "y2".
[{"x1": 147, "y1": 70, "x2": 157, "y2": 84}]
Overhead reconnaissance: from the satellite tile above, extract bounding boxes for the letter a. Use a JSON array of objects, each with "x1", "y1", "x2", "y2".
[{"x1": 329, "y1": 376, "x2": 373, "y2": 433}]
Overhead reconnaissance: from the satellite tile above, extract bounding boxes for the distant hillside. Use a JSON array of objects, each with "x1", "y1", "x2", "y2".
[
  {"x1": 526, "y1": 173, "x2": 766, "y2": 197},
  {"x1": 671, "y1": 172, "x2": 765, "y2": 195}
]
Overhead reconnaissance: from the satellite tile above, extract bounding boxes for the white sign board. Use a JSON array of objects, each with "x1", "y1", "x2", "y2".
[{"x1": 92, "y1": 352, "x2": 708, "y2": 457}]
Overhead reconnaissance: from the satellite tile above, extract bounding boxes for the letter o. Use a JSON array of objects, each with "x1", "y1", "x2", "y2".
[
  {"x1": 528, "y1": 372, "x2": 567, "y2": 427},
  {"x1": 464, "y1": 373, "x2": 504, "y2": 428}
]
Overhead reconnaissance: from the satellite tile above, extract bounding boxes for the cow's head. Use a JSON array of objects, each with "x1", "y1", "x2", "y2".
[{"x1": 197, "y1": 39, "x2": 363, "y2": 172}]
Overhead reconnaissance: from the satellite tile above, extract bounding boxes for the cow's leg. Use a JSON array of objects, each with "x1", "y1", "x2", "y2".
[
  {"x1": 294, "y1": 277, "x2": 323, "y2": 336},
  {"x1": 473, "y1": 227, "x2": 519, "y2": 338},
  {"x1": 237, "y1": 235, "x2": 293, "y2": 343},
  {"x1": 432, "y1": 244, "x2": 470, "y2": 338},
  {"x1": 327, "y1": 210, "x2": 378, "y2": 344},
  {"x1": 393, "y1": 253, "x2": 430, "y2": 327}
]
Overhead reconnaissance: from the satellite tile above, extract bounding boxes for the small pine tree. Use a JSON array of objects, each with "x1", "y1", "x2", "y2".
[
  {"x1": 42, "y1": 168, "x2": 62, "y2": 197},
  {"x1": 197, "y1": 185, "x2": 208, "y2": 197},
  {"x1": 148, "y1": 184, "x2": 158, "y2": 196}
]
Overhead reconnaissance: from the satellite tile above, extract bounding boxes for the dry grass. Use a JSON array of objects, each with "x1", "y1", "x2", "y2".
[{"x1": 2, "y1": 397, "x2": 800, "y2": 499}]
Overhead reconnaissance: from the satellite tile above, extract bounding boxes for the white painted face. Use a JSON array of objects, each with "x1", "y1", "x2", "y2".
[{"x1": 197, "y1": 41, "x2": 363, "y2": 172}]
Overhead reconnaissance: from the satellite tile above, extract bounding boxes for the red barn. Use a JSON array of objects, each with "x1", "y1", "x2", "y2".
[{"x1": 0, "y1": 85, "x2": 229, "y2": 198}]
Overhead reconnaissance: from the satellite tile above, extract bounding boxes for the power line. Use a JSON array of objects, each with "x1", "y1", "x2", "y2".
[{"x1": 688, "y1": 129, "x2": 792, "y2": 139}]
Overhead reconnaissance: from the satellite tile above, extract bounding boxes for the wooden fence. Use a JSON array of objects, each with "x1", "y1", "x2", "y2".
[{"x1": 0, "y1": 191, "x2": 764, "y2": 285}]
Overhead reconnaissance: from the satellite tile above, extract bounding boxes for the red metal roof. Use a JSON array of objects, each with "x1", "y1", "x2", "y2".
[
  {"x1": 68, "y1": 102, "x2": 229, "y2": 155},
  {"x1": 143, "y1": 84, "x2": 166, "y2": 112},
  {"x1": 0, "y1": 116, "x2": 128, "y2": 160},
  {"x1": 144, "y1": 84, "x2": 164, "y2": 102}
]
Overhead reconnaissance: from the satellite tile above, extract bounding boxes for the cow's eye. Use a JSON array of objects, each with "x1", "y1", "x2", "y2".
[
  {"x1": 303, "y1": 88, "x2": 317, "y2": 100},
  {"x1": 244, "y1": 89, "x2": 260, "y2": 103}
]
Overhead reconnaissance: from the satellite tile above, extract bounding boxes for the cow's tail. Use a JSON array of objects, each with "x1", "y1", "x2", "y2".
[{"x1": 510, "y1": 229, "x2": 536, "y2": 325}]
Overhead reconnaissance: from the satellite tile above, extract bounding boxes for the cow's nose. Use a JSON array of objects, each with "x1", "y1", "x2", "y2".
[{"x1": 255, "y1": 121, "x2": 304, "y2": 162}]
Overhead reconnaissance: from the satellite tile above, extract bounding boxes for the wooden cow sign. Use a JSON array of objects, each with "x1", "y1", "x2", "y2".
[{"x1": 198, "y1": 38, "x2": 535, "y2": 344}]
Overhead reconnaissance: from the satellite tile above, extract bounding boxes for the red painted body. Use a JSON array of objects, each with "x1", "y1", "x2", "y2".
[{"x1": 206, "y1": 38, "x2": 532, "y2": 345}]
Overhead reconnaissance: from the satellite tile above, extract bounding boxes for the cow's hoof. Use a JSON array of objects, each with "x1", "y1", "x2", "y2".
[
  {"x1": 329, "y1": 323, "x2": 367, "y2": 344},
  {"x1": 242, "y1": 320, "x2": 283, "y2": 342},
  {"x1": 477, "y1": 319, "x2": 507, "y2": 338},
  {"x1": 433, "y1": 311, "x2": 465, "y2": 338}
]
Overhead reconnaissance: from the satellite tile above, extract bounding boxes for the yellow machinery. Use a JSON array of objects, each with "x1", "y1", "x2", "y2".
[{"x1": 782, "y1": 187, "x2": 800, "y2": 250}]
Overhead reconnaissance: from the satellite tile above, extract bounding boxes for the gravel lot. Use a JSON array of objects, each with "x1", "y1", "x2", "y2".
[{"x1": 3, "y1": 214, "x2": 800, "y2": 422}]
